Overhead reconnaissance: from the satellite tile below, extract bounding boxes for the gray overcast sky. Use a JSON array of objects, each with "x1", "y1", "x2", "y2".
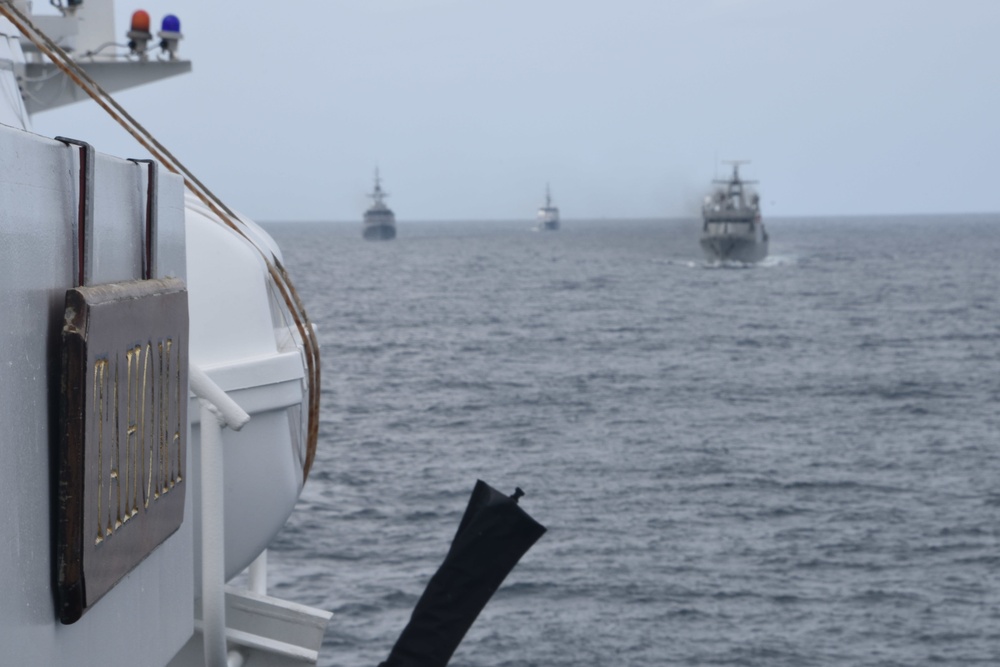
[{"x1": 30, "y1": 1, "x2": 1000, "y2": 222}]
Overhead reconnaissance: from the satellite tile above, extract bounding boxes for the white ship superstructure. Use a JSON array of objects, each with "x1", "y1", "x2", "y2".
[{"x1": 0, "y1": 3, "x2": 329, "y2": 665}]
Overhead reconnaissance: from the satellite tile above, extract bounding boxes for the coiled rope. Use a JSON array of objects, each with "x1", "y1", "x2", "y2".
[{"x1": 0, "y1": 1, "x2": 321, "y2": 479}]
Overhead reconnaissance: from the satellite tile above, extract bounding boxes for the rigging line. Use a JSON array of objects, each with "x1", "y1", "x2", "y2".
[
  {"x1": 78, "y1": 41, "x2": 131, "y2": 58},
  {"x1": 0, "y1": 0, "x2": 321, "y2": 479},
  {"x1": 275, "y1": 259, "x2": 320, "y2": 477}
]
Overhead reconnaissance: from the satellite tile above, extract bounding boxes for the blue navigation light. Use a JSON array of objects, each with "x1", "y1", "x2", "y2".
[{"x1": 161, "y1": 15, "x2": 181, "y2": 33}]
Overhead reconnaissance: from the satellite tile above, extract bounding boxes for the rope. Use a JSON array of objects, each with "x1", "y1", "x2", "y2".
[{"x1": 0, "y1": 1, "x2": 321, "y2": 479}]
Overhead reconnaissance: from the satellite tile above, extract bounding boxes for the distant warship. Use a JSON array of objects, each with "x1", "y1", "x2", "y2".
[
  {"x1": 701, "y1": 161, "x2": 768, "y2": 262},
  {"x1": 536, "y1": 184, "x2": 560, "y2": 231},
  {"x1": 363, "y1": 169, "x2": 396, "y2": 240}
]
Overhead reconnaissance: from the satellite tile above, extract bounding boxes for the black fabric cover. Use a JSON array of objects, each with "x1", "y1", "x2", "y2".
[{"x1": 378, "y1": 479, "x2": 547, "y2": 667}]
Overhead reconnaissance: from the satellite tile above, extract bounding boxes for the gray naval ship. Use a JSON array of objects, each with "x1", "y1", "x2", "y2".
[
  {"x1": 363, "y1": 169, "x2": 396, "y2": 240},
  {"x1": 536, "y1": 184, "x2": 560, "y2": 231},
  {"x1": 700, "y1": 161, "x2": 768, "y2": 263}
]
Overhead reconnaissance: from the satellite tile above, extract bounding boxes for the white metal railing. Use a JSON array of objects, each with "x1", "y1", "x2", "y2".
[{"x1": 189, "y1": 364, "x2": 250, "y2": 667}]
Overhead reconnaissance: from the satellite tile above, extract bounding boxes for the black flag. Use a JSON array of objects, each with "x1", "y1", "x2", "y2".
[{"x1": 379, "y1": 480, "x2": 547, "y2": 667}]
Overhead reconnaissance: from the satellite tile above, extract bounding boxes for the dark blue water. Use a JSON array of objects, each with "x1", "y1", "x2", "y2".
[{"x1": 263, "y1": 216, "x2": 1000, "y2": 667}]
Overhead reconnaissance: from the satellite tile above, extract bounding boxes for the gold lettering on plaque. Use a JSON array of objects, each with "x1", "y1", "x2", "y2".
[
  {"x1": 112, "y1": 356, "x2": 122, "y2": 533},
  {"x1": 173, "y1": 343, "x2": 183, "y2": 486},
  {"x1": 92, "y1": 337, "x2": 183, "y2": 548},
  {"x1": 125, "y1": 345, "x2": 139, "y2": 521},
  {"x1": 143, "y1": 341, "x2": 152, "y2": 509},
  {"x1": 156, "y1": 340, "x2": 170, "y2": 498},
  {"x1": 94, "y1": 358, "x2": 108, "y2": 545}
]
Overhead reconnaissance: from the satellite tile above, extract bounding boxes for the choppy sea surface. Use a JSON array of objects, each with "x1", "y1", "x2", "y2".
[{"x1": 262, "y1": 215, "x2": 999, "y2": 667}]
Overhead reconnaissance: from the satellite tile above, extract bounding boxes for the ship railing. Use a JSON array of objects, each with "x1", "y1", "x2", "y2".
[
  {"x1": 190, "y1": 364, "x2": 250, "y2": 667},
  {"x1": 189, "y1": 366, "x2": 330, "y2": 667}
]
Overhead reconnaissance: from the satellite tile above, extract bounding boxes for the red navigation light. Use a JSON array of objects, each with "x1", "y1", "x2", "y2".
[
  {"x1": 127, "y1": 10, "x2": 153, "y2": 59},
  {"x1": 130, "y1": 10, "x2": 151, "y2": 33}
]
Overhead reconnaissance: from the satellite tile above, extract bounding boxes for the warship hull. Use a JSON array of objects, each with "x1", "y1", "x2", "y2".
[
  {"x1": 700, "y1": 233, "x2": 768, "y2": 263},
  {"x1": 363, "y1": 221, "x2": 397, "y2": 240}
]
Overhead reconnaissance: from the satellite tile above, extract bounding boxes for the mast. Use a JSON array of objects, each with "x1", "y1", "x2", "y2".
[
  {"x1": 370, "y1": 168, "x2": 389, "y2": 206},
  {"x1": 714, "y1": 160, "x2": 754, "y2": 186},
  {"x1": 712, "y1": 160, "x2": 757, "y2": 209}
]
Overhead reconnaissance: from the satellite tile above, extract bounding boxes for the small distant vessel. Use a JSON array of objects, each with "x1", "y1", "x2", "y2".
[
  {"x1": 363, "y1": 169, "x2": 396, "y2": 240},
  {"x1": 536, "y1": 184, "x2": 560, "y2": 231},
  {"x1": 701, "y1": 161, "x2": 768, "y2": 263}
]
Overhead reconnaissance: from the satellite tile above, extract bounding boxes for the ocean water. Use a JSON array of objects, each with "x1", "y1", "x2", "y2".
[{"x1": 262, "y1": 215, "x2": 999, "y2": 667}]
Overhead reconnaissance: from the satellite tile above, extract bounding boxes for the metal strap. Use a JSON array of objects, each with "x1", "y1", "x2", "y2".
[
  {"x1": 129, "y1": 158, "x2": 158, "y2": 280},
  {"x1": 56, "y1": 136, "x2": 94, "y2": 287}
]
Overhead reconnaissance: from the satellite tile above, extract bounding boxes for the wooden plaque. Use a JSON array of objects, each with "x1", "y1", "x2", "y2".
[{"x1": 58, "y1": 277, "x2": 188, "y2": 624}]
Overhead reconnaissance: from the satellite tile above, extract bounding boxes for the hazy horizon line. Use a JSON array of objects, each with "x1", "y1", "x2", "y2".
[{"x1": 260, "y1": 211, "x2": 1000, "y2": 226}]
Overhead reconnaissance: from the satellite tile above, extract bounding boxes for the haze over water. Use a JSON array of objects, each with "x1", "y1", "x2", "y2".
[
  {"x1": 31, "y1": 2, "x2": 1000, "y2": 222},
  {"x1": 264, "y1": 215, "x2": 999, "y2": 667}
]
